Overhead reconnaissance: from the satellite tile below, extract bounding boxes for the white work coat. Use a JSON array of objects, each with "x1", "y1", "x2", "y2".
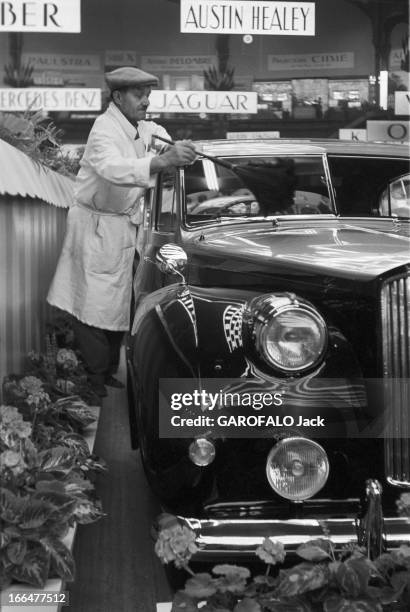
[{"x1": 47, "y1": 102, "x2": 170, "y2": 331}]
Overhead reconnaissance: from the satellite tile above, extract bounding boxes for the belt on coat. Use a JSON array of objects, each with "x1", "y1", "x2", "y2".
[{"x1": 75, "y1": 201, "x2": 141, "y2": 226}]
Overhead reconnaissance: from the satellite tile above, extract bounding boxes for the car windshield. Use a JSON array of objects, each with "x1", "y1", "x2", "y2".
[{"x1": 184, "y1": 155, "x2": 334, "y2": 224}]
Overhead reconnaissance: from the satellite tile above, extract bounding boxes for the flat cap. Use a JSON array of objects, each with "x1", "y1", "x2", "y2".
[{"x1": 105, "y1": 66, "x2": 158, "y2": 91}]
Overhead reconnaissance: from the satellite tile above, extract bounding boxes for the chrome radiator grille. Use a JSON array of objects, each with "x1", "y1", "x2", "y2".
[{"x1": 381, "y1": 272, "x2": 410, "y2": 486}]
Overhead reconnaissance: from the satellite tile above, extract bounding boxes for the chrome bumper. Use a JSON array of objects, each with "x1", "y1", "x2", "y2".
[{"x1": 179, "y1": 516, "x2": 410, "y2": 561}]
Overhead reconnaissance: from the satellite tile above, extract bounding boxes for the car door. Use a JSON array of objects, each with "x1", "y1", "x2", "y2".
[{"x1": 133, "y1": 169, "x2": 180, "y2": 307}]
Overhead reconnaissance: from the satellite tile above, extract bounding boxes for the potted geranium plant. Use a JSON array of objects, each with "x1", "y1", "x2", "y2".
[{"x1": 154, "y1": 510, "x2": 410, "y2": 611}]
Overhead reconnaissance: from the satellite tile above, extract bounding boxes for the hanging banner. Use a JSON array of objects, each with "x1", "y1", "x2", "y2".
[
  {"x1": 395, "y1": 92, "x2": 410, "y2": 116},
  {"x1": 0, "y1": 0, "x2": 81, "y2": 32},
  {"x1": 22, "y1": 53, "x2": 101, "y2": 71},
  {"x1": 148, "y1": 90, "x2": 258, "y2": 114},
  {"x1": 268, "y1": 52, "x2": 354, "y2": 71},
  {"x1": 180, "y1": 0, "x2": 315, "y2": 35},
  {"x1": 141, "y1": 55, "x2": 217, "y2": 73},
  {"x1": 339, "y1": 129, "x2": 367, "y2": 142},
  {"x1": 367, "y1": 120, "x2": 410, "y2": 142},
  {"x1": 0, "y1": 88, "x2": 101, "y2": 111},
  {"x1": 227, "y1": 131, "x2": 280, "y2": 139},
  {"x1": 105, "y1": 50, "x2": 138, "y2": 68}
]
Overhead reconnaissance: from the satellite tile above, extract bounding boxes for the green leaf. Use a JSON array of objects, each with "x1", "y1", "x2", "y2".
[
  {"x1": 35, "y1": 479, "x2": 66, "y2": 494},
  {"x1": 38, "y1": 446, "x2": 76, "y2": 474},
  {"x1": 296, "y1": 539, "x2": 332, "y2": 561},
  {"x1": 6, "y1": 539, "x2": 27, "y2": 564},
  {"x1": 335, "y1": 557, "x2": 372, "y2": 598},
  {"x1": 10, "y1": 545, "x2": 50, "y2": 588},
  {"x1": 323, "y1": 595, "x2": 382, "y2": 612},
  {"x1": 275, "y1": 563, "x2": 329, "y2": 597},
  {"x1": 41, "y1": 537, "x2": 75, "y2": 582},
  {"x1": 171, "y1": 591, "x2": 199, "y2": 611},
  {"x1": 234, "y1": 597, "x2": 262, "y2": 612},
  {"x1": 73, "y1": 498, "x2": 105, "y2": 524},
  {"x1": 184, "y1": 572, "x2": 217, "y2": 599},
  {"x1": 59, "y1": 433, "x2": 90, "y2": 458},
  {"x1": 0, "y1": 488, "x2": 21, "y2": 522},
  {"x1": 262, "y1": 597, "x2": 314, "y2": 612},
  {"x1": 18, "y1": 499, "x2": 54, "y2": 529}
]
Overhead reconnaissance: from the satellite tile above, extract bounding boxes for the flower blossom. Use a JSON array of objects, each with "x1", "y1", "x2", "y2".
[
  {"x1": 56, "y1": 349, "x2": 78, "y2": 370},
  {"x1": 0, "y1": 405, "x2": 32, "y2": 447},
  {"x1": 255, "y1": 538, "x2": 286, "y2": 565},
  {"x1": 155, "y1": 524, "x2": 198, "y2": 567},
  {"x1": 1, "y1": 449, "x2": 27, "y2": 475},
  {"x1": 19, "y1": 376, "x2": 44, "y2": 394},
  {"x1": 396, "y1": 492, "x2": 410, "y2": 517}
]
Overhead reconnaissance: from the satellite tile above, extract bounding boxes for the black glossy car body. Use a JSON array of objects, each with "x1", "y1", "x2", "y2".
[{"x1": 128, "y1": 139, "x2": 410, "y2": 560}]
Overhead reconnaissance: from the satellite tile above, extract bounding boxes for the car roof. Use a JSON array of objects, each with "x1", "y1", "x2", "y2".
[{"x1": 196, "y1": 138, "x2": 409, "y2": 159}]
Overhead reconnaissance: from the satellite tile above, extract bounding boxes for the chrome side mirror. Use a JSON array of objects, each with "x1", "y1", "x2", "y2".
[{"x1": 156, "y1": 244, "x2": 188, "y2": 279}]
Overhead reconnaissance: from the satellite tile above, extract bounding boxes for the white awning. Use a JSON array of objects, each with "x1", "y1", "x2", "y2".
[{"x1": 0, "y1": 138, "x2": 74, "y2": 208}]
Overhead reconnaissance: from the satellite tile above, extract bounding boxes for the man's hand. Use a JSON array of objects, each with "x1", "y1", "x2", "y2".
[
  {"x1": 150, "y1": 140, "x2": 197, "y2": 174},
  {"x1": 163, "y1": 140, "x2": 197, "y2": 166}
]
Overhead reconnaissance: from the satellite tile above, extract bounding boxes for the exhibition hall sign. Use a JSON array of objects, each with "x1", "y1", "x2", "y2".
[
  {"x1": 148, "y1": 90, "x2": 258, "y2": 114},
  {"x1": 0, "y1": 0, "x2": 81, "y2": 32},
  {"x1": 0, "y1": 88, "x2": 101, "y2": 111},
  {"x1": 180, "y1": 0, "x2": 315, "y2": 35}
]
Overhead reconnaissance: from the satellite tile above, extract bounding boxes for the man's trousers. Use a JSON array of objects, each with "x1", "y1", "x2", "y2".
[{"x1": 71, "y1": 317, "x2": 124, "y2": 386}]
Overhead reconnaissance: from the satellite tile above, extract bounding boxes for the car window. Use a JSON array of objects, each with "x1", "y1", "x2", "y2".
[
  {"x1": 184, "y1": 155, "x2": 333, "y2": 224},
  {"x1": 327, "y1": 155, "x2": 409, "y2": 217},
  {"x1": 378, "y1": 174, "x2": 410, "y2": 218},
  {"x1": 156, "y1": 169, "x2": 177, "y2": 231}
]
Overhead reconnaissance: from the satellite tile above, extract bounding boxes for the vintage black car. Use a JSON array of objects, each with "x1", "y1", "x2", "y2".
[{"x1": 128, "y1": 139, "x2": 410, "y2": 561}]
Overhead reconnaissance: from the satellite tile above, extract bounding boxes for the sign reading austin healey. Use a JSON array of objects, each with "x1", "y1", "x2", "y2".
[
  {"x1": 180, "y1": 0, "x2": 315, "y2": 35},
  {"x1": 0, "y1": 88, "x2": 101, "y2": 111},
  {"x1": 148, "y1": 90, "x2": 258, "y2": 114},
  {"x1": 0, "y1": 0, "x2": 81, "y2": 32}
]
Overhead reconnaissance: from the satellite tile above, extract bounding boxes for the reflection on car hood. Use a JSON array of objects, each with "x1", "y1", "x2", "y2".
[{"x1": 186, "y1": 219, "x2": 410, "y2": 281}]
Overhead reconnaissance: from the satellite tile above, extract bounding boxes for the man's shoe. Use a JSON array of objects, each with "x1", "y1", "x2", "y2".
[{"x1": 105, "y1": 375, "x2": 125, "y2": 389}]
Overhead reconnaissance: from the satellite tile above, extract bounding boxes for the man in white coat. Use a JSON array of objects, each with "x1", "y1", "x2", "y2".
[{"x1": 47, "y1": 67, "x2": 196, "y2": 397}]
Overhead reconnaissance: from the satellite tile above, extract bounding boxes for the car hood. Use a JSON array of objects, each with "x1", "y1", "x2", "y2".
[{"x1": 185, "y1": 218, "x2": 410, "y2": 282}]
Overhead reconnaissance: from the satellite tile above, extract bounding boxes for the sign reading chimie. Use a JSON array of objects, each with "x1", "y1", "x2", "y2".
[
  {"x1": 0, "y1": 0, "x2": 81, "y2": 32},
  {"x1": 181, "y1": 0, "x2": 315, "y2": 35}
]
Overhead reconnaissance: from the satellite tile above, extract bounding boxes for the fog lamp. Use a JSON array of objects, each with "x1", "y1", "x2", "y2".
[
  {"x1": 266, "y1": 437, "x2": 329, "y2": 500},
  {"x1": 189, "y1": 438, "x2": 216, "y2": 466}
]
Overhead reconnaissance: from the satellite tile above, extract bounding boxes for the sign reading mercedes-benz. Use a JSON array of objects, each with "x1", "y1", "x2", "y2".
[
  {"x1": 180, "y1": 0, "x2": 315, "y2": 35},
  {"x1": 0, "y1": 88, "x2": 101, "y2": 111},
  {"x1": 0, "y1": 0, "x2": 81, "y2": 31},
  {"x1": 148, "y1": 90, "x2": 257, "y2": 114}
]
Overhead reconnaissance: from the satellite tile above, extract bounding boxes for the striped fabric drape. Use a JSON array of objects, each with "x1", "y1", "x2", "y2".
[{"x1": 0, "y1": 195, "x2": 68, "y2": 382}]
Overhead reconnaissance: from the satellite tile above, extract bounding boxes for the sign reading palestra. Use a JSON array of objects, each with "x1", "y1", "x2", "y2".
[
  {"x1": 180, "y1": 0, "x2": 315, "y2": 35},
  {"x1": 0, "y1": 0, "x2": 81, "y2": 32},
  {"x1": 22, "y1": 53, "x2": 101, "y2": 71},
  {"x1": 0, "y1": 88, "x2": 101, "y2": 112},
  {"x1": 148, "y1": 90, "x2": 258, "y2": 114}
]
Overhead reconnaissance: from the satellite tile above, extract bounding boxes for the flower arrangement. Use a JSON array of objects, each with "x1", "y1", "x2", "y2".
[
  {"x1": 0, "y1": 323, "x2": 106, "y2": 590},
  {"x1": 155, "y1": 516, "x2": 410, "y2": 611}
]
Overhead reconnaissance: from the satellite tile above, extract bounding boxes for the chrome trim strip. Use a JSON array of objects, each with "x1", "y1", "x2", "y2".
[
  {"x1": 178, "y1": 516, "x2": 410, "y2": 558},
  {"x1": 381, "y1": 271, "x2": 410, "y2": 486}
]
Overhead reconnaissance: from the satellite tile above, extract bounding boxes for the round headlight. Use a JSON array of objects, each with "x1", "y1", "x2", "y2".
[
  {"x1": 247, "y1": 294, "x2": 327, "y2": 372},
  {"x1": 266, "y1": 437, "x2": 329, "y2": 501},
  {"x1": 189, "y1": 438, "x2": 216, "y2": 466}
]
